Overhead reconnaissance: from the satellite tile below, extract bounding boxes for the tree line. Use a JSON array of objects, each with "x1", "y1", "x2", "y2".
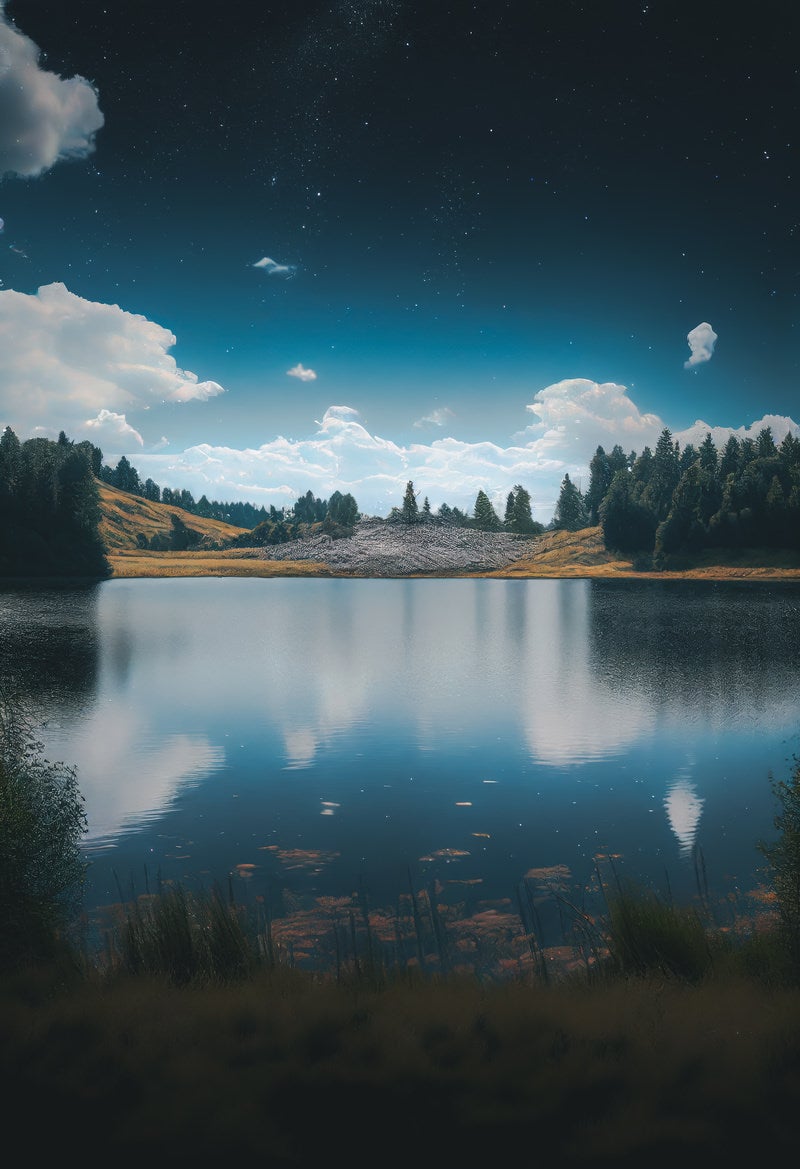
[
  {"x1": 389, "y1": 480, "x2": 545, "y2": 534},
  {"x1": 0, "y1": 428, "x2": 111, "y2": 579},
  {"x1": 588, "y1": 425, "x2": 800, "y2": 561}
]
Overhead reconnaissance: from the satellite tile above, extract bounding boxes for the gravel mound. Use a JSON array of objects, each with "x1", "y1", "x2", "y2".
[{"x1": 255, "y1": 518, "x2": 544, "y2": 575}]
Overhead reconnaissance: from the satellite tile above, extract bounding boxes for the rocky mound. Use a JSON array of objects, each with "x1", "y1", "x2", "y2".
[{"x1": 252, "y1": 518, "x2": 545, "y2": 576}]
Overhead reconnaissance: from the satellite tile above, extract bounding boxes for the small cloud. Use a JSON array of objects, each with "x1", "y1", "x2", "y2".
[
  {"x1": 151, "y1": 436, "x2": 169, "y2": 451},
  {"x1": 253, "y1": 256, "x2": 297, "y2": 279},
  {"x1": 414, "y1": 406, "x2": 455, "y2": 428},
  {"x1": 287, "y1": 363, "x2": 317, "y2": 382},
  {"x1": 684, "y1": 322, "x2": 718, "y2": 369}
]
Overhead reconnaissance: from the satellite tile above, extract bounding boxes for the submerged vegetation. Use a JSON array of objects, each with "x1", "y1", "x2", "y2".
[{"x1": 3, "y1": 680, "x2": 800, "y2": 1159}]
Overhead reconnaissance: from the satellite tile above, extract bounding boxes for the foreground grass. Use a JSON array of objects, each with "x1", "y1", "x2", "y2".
[
  {"x1": 4, "y1": 877, "x2": 800, "y2": 1164},
  {"x1": 3, "y1": 955, "x2": 800, "y2": 1164}
]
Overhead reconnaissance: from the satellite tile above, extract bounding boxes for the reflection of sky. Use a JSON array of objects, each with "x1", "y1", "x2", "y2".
[{"x1": 26, "y1": 578, "x2": 800, "y2": 852}]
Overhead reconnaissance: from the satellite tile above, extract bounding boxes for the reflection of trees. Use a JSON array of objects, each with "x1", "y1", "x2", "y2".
[
  {"x1": 0, "y1": 585, "x2": 99, "y2": 714},
  {"x1": 587, "y1": 580, "x2": 800, "y2": 723}
]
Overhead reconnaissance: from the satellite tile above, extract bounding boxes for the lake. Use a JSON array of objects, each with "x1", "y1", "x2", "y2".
[{"x1": 2, "y1": 576, "x2": 799, "y2": 965}]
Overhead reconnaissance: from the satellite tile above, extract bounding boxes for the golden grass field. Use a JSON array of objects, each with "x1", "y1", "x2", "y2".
[{"x1": 109, "y1": 549, "x2": 333, "y2": 577}]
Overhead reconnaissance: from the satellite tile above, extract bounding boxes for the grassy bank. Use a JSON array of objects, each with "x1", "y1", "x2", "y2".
[
  {"x1": 3, "y1": 875, "x2": 800, "y2": 1164},
  {"x1": 108, "y1": 549, "x2": 334, "y2": 577}
]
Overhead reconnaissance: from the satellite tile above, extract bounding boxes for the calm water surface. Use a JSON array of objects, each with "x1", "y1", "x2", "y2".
[{"x1": 2, "y1": 577, "x2": 799, "y2": 947}]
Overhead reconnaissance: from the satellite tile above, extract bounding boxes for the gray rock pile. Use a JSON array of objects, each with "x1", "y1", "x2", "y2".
[{"x1": 254, "y1": 518, "x2": 544, "y2": 575}]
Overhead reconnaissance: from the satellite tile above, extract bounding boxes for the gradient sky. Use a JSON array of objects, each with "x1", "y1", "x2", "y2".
[{"x1": 0, "y1": 0, "x2": 797, "y2": 519}]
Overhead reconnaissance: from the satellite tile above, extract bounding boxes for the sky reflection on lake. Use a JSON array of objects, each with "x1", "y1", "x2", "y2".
[{"x1": 1, "y1": 577, "x2": 798, "y2": 918}]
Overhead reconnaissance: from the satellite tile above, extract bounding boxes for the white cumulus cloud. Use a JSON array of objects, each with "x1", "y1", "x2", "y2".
[
  {"x1": 0, "y1": 282, "x2": 224, "y2": 443},
  {"x1": 684, "y1": 321, "x2": 718, "y2": 368},
  {"x1": 521, "y1": 378, "x2": 664, "y2": 460},
  {"x1": 0, "y1": 3, "x2": 104, "y2": 178},
  {"x1": 83, "y1": 409, "x2": 144, "y2": 446},
  {"x1": 287, "y1": 363, "x2": 317, "y2": 381}
]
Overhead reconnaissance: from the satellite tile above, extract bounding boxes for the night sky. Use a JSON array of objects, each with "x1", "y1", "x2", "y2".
[{"x1": 0, "y1": 0, "x2": 797, "y2": 519}]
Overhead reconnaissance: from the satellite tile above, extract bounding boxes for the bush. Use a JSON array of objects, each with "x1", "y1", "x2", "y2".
[
  {"x1": 0, "y1": 689, "x2": 88, "y2": 971},
  {"x1": 758, "y1": 756, "x2": 800, "y2": 973}
]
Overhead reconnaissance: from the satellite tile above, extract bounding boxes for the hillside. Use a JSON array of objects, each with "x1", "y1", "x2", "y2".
[
  {"x1": 489, "y1": 526, "x2": 800, "y2": 580},
  {"x1": 97, "y1": 488, "x2": 800, "y2": 579},
  {"x1": 98, "y1": 481, "x2": 248, "y2": 551}
]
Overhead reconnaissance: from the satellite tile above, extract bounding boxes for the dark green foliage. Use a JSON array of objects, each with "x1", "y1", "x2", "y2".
[
  {"x1": 326, "y1": 490, "x2": 359, "y2": 528},
  {"x1": 0, "y1": 428, "x2": 110, "y2": 579},
  {"x1": 599, "y1": 470, "x2": 657, "y2": 552},
  {"x1": 401, "y1": 480, "x2": 419, "y2": 524},
  {"x1": 600, "y1": 879, "x2": 716, "y2": 982},
  {"x1": 758, "y1": 757, "x2": 800, "y2": 971},
  {"x1": 678, "y1": 442, "x2": 697, "y2": 473},
  {"x1": 585, "y1": 446, "x2": 613, "y2": 525},
  {"x1": 111, "y1": 454, "x2": 141, "y2": 494},
  {"x1": 698, "y1": 431, "x2": 718, "y2": 472},
  {"x1": 473, "y1": 489, "x2": 501, "y2": 531},
  {"x1": 114, "y1": 884, "x2": 256, "y2": 986},
  {"x1": 292, "y1": 489, "x2": 327, "y2": 524},
  {"x1": 0, "y1": 690, "x2": 88, "y2": 972},
  {"x1": 596, "y1": 423, "x2": 800, "y2": 558},
  {"x1": 505, "y1": 483, "x2": 536, "y2": 533},
  {"x1": 552, "y1": 473, "x2": 589, "y2": 531},
  {"x1": 655, "y1": 463, "x2": 720, "y2": 555},
  {"x1": 169, "y1": 514, "x2": 201, "y2": 551},
  {"x1": 638, "y1": 428, "x2": 681, "y2": 523}
]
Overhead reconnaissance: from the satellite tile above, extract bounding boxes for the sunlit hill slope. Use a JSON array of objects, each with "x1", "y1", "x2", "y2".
[{"x1": 97, "y1": 482, "x2": 248, "y2": 551}]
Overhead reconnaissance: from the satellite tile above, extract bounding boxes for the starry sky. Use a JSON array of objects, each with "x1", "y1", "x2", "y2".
[{"x1": 0, "y1": 0, "x2": 797, "y2": 519}]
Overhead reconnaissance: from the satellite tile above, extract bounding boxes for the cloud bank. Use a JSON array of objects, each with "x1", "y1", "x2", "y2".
[
  {"x1": 0, "y1": 282, "x2": 795, "y2": 520},
  {"x1": 0, "y1": 3, "x2": 104, "y2": 178},
  {"x1": 0, "y1": 282, "x2": 224, "y2": 446},
  {"x1": 684, "y1": 321, "x2": 718, "y2": 368},
  {"x1": 125, "y1": 385, "x2": 800, "y2": 522}
]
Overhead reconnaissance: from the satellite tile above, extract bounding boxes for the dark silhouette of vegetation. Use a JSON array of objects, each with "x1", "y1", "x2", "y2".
[
  {"x1": 758, "y1": 755, "x2": 800, "y2": 969},
  {"x1": 0, "y1": 427, "x2": 111, "y2": 579},
  {"x1": 592, "y1": 425, "x2": 800, "y2": 560},
  {"x1": 0, "y1": 689, "x2": 88, "y2": 972},
  {"x1": 552, "y1": 473, "x2": 589, "y2": 531},
  {"x1": 473, "y1": 488, "x2": 502, "y2": 531}
]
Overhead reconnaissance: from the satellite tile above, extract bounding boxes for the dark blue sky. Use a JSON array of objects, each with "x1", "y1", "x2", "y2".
[{"x1": 0, "y1": 0, "x2": 797, "y2": 517}]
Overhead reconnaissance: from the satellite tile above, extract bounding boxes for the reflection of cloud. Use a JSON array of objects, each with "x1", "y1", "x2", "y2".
[
  {"x1": 287, "y1": 363, "x2": 317, "y2": 381},
  {"x1": 60, "y1": 705, "x2": 225, "y2": 844},
  {"x1": 283, "y1": 728, "x2": 319, "y2": 769},
  {"x1": 0, "y1": 5, "x2": 104, "y2": 179},
  {"x1": 684, "y1": 321, "x2": 718, "y2": 368},
  {"x1": 0, "y1": 282, "x2": 224, "y2": 444},
  {"x1": 664, "y1": 774, "x2": 704, "y2": 856}
]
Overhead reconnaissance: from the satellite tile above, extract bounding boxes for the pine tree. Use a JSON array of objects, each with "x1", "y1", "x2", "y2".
[
  {"x1": 553, "y1": 473, "x2": 589, "y2": 531},
  {"x1": 473, "y1": 489, "x2": 501, "y2": 531},
  {"x1": 698, "y1": 432, "x2": 718, "y2": 472},
  {"x1": 508, "y1": 484, "x2": 535, "y2": 533},
  {"x1": 401, "y1": 480, "x2": 419, "y2": 524},
  {"x1": 585, "y1": 446, "x2": 612, "y2": 525}
]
